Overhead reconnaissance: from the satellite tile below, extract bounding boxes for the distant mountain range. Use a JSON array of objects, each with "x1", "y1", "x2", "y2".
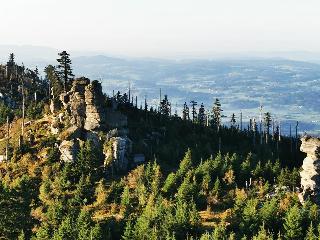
[{"x1": 1, "y1": 45, "x2": 320, "y2": 135}]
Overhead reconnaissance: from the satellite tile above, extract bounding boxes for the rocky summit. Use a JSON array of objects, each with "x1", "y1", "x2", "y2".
[
  {"x1": 50, "y1": 77, "x2": 131, "y2": 168},
  {"x1": 299, "y1": 136, "x2": 320, "y2": 204}
]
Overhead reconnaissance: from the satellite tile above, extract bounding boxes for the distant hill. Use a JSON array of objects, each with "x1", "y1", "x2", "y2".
[
  {"x1": 1, "y1": 45, "x2": 319, "y2": 135},
  {"x1": 72, "y1": 56, "x2": 320, "y2": 135}
]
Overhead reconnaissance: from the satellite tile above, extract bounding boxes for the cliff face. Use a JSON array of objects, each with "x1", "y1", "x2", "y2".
[{"x1": 299, "y1": 136, "x2": 320, "y2": 204}]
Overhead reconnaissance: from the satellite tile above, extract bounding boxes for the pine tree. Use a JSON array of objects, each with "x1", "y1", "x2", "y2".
[
  {"x1": 35, "y1": 223, "x2": 51, "y2": 240},
  {"x1": 212, "y1": 177, "x2": 221, "y2": 198},
  {"x1": 122, "y1": 220, "x2": 134, "y2": 240},
  {"x1": 198, "y1": 103, "x2": 206, "y2": 125},
  {"x1": 8, "y1": 53, "x2": 15, "y2": 66},
  {"x1": 121, "y1": 186, "x2": 131, "y2": 213},
  {"x1": 45, "y1": 64, "x2": 62, "y2": 98},
  {"x1": 230, "y1": 113, "x2": 236, "y2": 128},
  {"x1": 190, "y1": 100, "x2": 197, "y2": 123},
  {"x1": 252, "y1": 224, "x2": 273, "y2": 240},
  {"x1": 53, "y1": 216, "x2": 76, "y2": 240},
  {"x1": 283, "y1": 205, "x2": 303, "y2": 240},
  {"x1": 305, "y1": 222, "x2": 317, "y2": 240},
  {"x1": 212, "y1": 98, "x2": 222, "y2": 131},
  {"x1": 18, "y1": 230, "x2": 25, "y2": 240},
  {"x1": 264, "y1": 112, "x2": 272, "y2": 143},
  {"x1": 90, "y1": 224, "x2": 103, "y2": 240},
  {"x1": 177, "y1": 149, "x2": 193, "y2": 176},
  {"x1": 77, "y1": 210, "x2": 93, "y2": 240},
  {"x1": 56, "y1": 51, "x2": 74, "y2": 92},
  {"x1": 160, "y1": 95, "x2": 171, "y2": 116},
  {"x1": 182, "y1": 102, "x2": 190, "y2": 121}
]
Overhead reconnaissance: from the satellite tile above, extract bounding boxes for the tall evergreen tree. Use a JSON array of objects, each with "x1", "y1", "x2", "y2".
[
  {"x1": 160, "y1": 95, "x2": 171, "y2": 116},
  {"x1": 190, "y1": 100, "x2": 197, "y2": 123},
  {"x1": 212, "y1": 98, "x2": 222, "y2": 131},
  {"x1": 56, "y1": 51, "x2": 74, "y2": 92},
  {"x1": 182, "y1": 102, "x2": 190, "y2": 121},
  {"x1": 230, "y1": 113, "x2": 236, "y2": 128},
  {"x1": 264, "y1": 112, "x2": 272, "y2": 143},
  {"x1": 45, "y1": 65, "x2": 62, "y2": 98},
  {"x1": 283, "y1": 205, "x2": 303, "y2": 240},
  {"x1": 198, "y1": 103, "x2": 206, "y2": 125}
]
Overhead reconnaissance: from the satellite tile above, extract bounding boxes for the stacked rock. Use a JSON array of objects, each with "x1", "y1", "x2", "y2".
[
  {"x1": 84, "y1": 80, "x2": 106, "y2": 131},
  {"x1": 299, "y1": 136, "x2": 320, "y2": 204}
]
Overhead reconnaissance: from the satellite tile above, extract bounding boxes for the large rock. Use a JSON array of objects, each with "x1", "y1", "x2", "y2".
[
  {"x1": 103, "y1": 136, "x2": 132, "y2": 171},
  {"x1": 59, "y1": 139, "x2": 79, "y2": 162},
  {"x1": 59, "y1": 78, "x2": 106, "y2": 131},
  {"x1": 84, "y1": 80, "x2": 106, "y2": 131},
  {"x1": 55, "y1": 77, "x2": 131, "y2": 165},
  {"x1": 299, "y1": 136, "x2": 320, "y2": 204}
]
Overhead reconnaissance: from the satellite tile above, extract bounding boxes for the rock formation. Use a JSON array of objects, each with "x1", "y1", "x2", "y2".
[
  {"x1": 50, "y1": 77, "x2": 131, "y2": 167},
  {"x1": 299, "y1": 136, "x2": 320, "y2": 204},
  {"x1": 84, "y1": 80, "x2": 106, "y2": 131},
  {"x1": 59, "y1": 139, "x2": 80, "y2": 163}
]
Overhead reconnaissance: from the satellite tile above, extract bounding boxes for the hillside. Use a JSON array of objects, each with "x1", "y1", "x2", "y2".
[
  {"x1": 0, "y1": 52, "x2": 320, "y2": 240},
  {"x1": 0, "y1": 54, "x2": 316, "y2": 240}
]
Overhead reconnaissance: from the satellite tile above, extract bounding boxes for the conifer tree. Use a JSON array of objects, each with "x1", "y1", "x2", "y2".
[
  {"x1": 56, "y1": 51, "x2": 74, "y2": 92},
  {"x1": 212, "y1": 98, "x2": 222, "y2": 131},
  {"x1": 283, "y1": 205, "x2": 303, "y2": 240},
  {"x1": 264, "y1": 112, "x2": 272, "y2": 143},
  {"x1": 305, "y1": 222, "x2": 317, "y2": 240},
  {"x1": 198, "y1": 103, "x2": 206, "y2": 125},
  {"x1": 8, "y1": 53, "x2": 15, "y2": 66},
  {"x1": 190, "y1": 100, "x2": 197, "y2": 123},
  {"x1": 53, "y1": 216, "x2": 76, "y2": 240},
  {"x1": 230, "y1": 113, "x2": 236, "y2": 128},
  {"x1": 160, "y1": 95, "x2": 171, "y2": 116},
  {"x1": 122, "y1": 221, "x2": 134, "y2": 240},
  {"x1": 90, "y1": 224, "x2": 103, "y2": 240},
  {"x1": 77, "y1": 210, "x2": 93, "y2": 240},
  {"x1": 182, "y1": 102, "x2": 190, "y2": 121}
]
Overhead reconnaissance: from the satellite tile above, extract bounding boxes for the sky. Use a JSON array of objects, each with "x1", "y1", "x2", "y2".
[{"x1": 1, "y1": 0, "x2": 320, "y2": 57}]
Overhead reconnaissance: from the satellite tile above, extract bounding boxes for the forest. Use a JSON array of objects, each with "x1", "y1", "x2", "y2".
[{"x1": 0, "y1": 52, "x2": 316, "y2": 240}]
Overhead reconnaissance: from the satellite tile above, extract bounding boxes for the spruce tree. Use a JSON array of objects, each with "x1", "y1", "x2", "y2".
[
  {"x1": 45, "y1": 64, "x2": 62, "y2": 98},
  {"x1": 77, "y1": 210, "x2": 93, "y2": 240},
  {"x1": 198, "y1": 103, "x2": 206, "y2": 125},
  {"x1": 56, "y1": 51, "x2": 74, "y2": 92},
  {"x1": 230, "y1": 113, "x2": 236, "y2": 128},
  {"x1": 305, "y1": 222, "x2": 317, "y2": 240},
  {"x1": 182, "y1": 102, "x2": 190, "y2": 121},
  {"x1": 283, "y1": 205, "x2": 303, "y2": 240},
  {"x1": 190, "y1": 100, "x2": 197, "y2": 123},
  {"x1": 264, "y1": 112, "x2": 272, "y2": 143},
  {"x1": 212, "y1": 98, "x2": 222, "y2": 131},
  {"x1": 160, "y1": 95, "x2": 171, "y2": 116}
]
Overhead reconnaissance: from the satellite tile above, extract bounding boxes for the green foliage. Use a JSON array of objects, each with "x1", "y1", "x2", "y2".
[
  {"x1": 252, "y1": 224, "x2": 273, "y2": 240},
  {"x1": 56, "y1": 51, "x2": 74, "y2": 92},
  {"x1": 283, "y1": 204, "x2": 303, "y2": 240},
  {"x1": 240, "y1": 198, "x2": 260, "y2": 236},
  {"x1": 53, "y1": 216, "x2": 76, "y2": 240},
  {"x1": 305, "y1": 222, "x2": 317, "y2": 240},
  {"x1": 26, "y1": 101, "x2": 44, "y2": 119},
  {"x1": 0, "y1": 101, "x2": 13, "y2": 124}
]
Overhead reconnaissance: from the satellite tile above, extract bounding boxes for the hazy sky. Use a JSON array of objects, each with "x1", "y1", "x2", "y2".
[{"x1": 1, "y1": 0, "x2": 320, "y2": 57}]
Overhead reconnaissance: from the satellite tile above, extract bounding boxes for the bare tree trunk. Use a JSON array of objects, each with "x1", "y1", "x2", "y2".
[{"x1": 5, "y1": 116, "x2": 9, "y2": 161}]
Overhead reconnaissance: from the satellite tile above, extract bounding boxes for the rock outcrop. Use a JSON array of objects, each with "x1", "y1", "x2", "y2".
[
  {"x1": 299, "y1": 136, "x2": 320, "y2": 204},
  {"x1": 84, "y1": 81, "x2": 106, "y2": 131},
  {"x1": 103, "y1": 129, "x2": 132, "y2": 171},
  {"x1": 50, "y1": 77, "x2": 131, "y2": 165},
  {"x1": 59, "y1": 139, "x2": 79, "y2": 163}
]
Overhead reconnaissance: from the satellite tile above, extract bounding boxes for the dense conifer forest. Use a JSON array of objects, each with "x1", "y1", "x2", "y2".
[{"x1": 0, "y1": 53, "x2": 317, "y2": 240}]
